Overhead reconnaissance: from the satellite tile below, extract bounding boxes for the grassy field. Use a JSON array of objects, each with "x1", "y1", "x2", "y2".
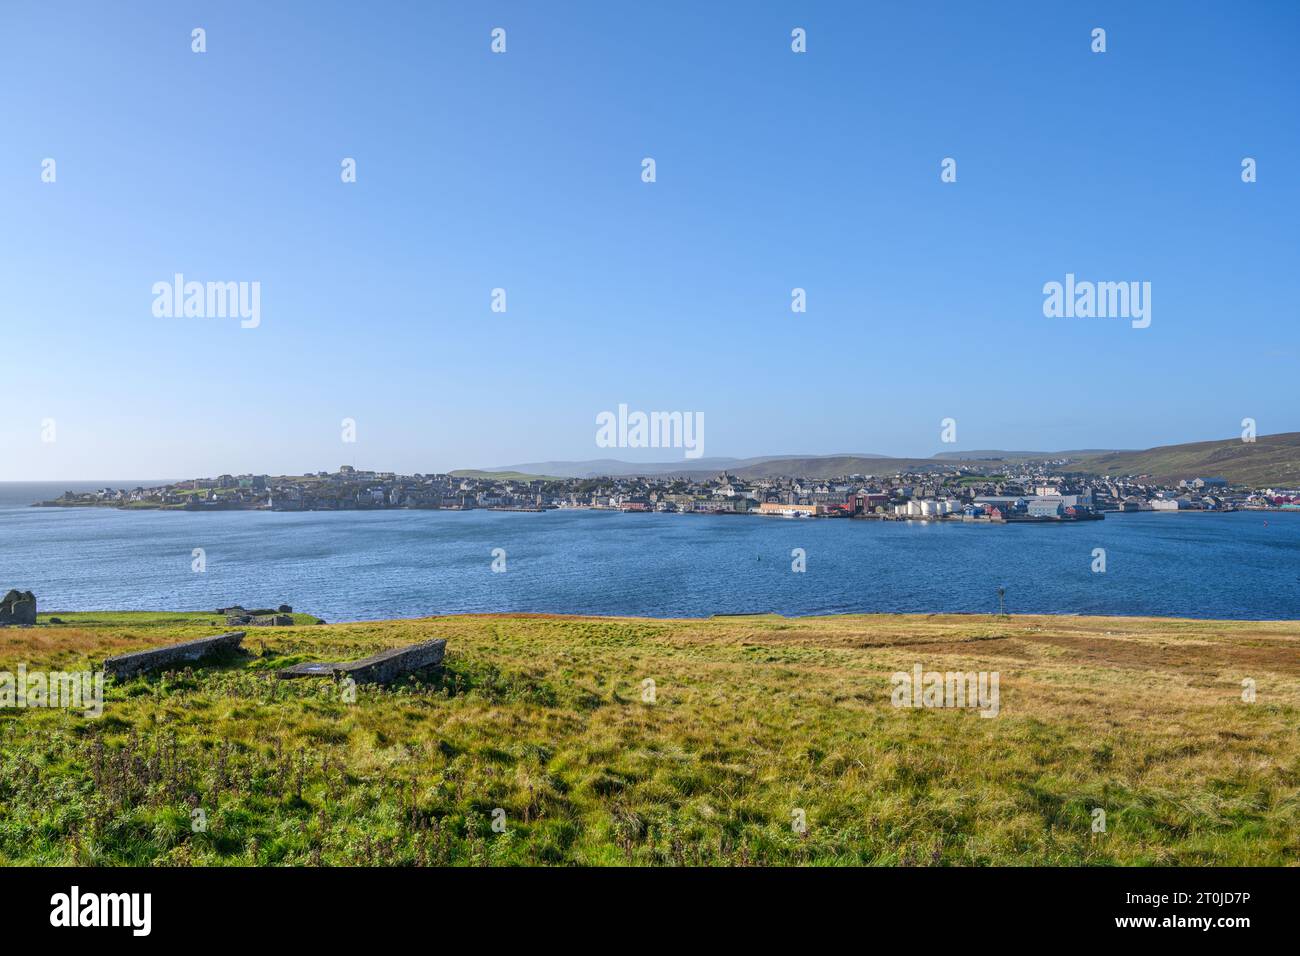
[{"x1": 1, "y1": 610, "x2": 1297, "y2": 866}]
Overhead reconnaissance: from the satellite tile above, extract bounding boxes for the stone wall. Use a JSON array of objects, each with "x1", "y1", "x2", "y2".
[
  {"x1": 104, "y1": 631, "x2": 246, "y2": 680},
  {"x1": 278, "y1": 639, "x2": 446, "y2": 685}
]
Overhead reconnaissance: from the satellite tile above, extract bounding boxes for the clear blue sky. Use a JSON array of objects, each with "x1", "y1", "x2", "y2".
[{"x1": 2, "y1": 1, "x2": 1297, "y2": 479}]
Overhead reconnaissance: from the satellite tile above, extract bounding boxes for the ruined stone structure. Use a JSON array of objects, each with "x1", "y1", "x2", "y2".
[
  {"x1": 247, "y1": 614, "x2": 293, "y2": 627},
  {"x1": 223, "y1": 607, "x2": 293, "y2": 626},
  {"x1": 0, "y1": 590, "x2": 36, "y2": 626}
]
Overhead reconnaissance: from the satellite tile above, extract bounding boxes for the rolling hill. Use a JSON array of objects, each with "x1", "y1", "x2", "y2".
[
  {"x1": 479, "y1": 454, "x2": 892, "y2": 480},
  {"x1": 480, "y1": 433, "x2": 1300, "y2": 486},
  {"x1": 1073, "y1": 432, "x2": 1300, "y2": 486}
]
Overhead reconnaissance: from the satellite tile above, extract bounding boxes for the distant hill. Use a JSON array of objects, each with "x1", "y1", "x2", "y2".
[
  {"x1": 447, "y1": 469, "x2": 567, "y2": 482},
  {"x1": 488, "y1": 453, "x2": 980, "y2": 480},
  {"x1": 1072, "y1": 432, "x2": 1300, "y2": 486},
  {"x1": 728, "y1": 455, "x2": 966, "y2": 479},
  {"x1": 478, "y1": 433, "x2": 1300, "y2": 486},
  {"x1": 932, "y1": 449, "x2": 1122, "y2": 461},
  {"x1": 485, "y1": 454, "x2": 892, "y2": 479},
  {"x1": 931, "y1": 450, "x2": 1050, "y2": 461},
  {"x1": 482, "y1": 457, "x2": 743, "y2": 478}
]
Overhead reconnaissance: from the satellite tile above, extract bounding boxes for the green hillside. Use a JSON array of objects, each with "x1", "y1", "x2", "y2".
[
  {"x1": 1073, "y1": 432, "x2": 1300, "y2": 486},
  {"x1": 479, "y1": 433, "x2": 1300, "y2": 486}
]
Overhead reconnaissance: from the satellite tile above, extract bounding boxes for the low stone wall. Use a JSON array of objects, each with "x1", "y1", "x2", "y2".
[
  {"x1": 104, "y1": 631, "x2": 246, "y2": 680},
  {"x1": 278, "y1": 639, "x2": 446, "y2": 685}
]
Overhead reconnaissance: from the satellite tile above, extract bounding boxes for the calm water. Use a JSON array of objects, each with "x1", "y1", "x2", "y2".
[{"x1": 1, "y1": 482, "x2": 1297, "y2": 621}]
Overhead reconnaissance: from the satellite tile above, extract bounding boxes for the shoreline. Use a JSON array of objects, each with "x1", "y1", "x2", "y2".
[
  {"x1": 26, "y1": 500, "x2": 1293, "y2": 519},
  {"x1": 19, "y1": 608, "x2": 1300, "y2": 628}
]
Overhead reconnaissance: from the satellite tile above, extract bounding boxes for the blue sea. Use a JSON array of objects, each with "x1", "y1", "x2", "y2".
[{"x1": 1, "y1": 482, "x2": 1297, "y2": 621}]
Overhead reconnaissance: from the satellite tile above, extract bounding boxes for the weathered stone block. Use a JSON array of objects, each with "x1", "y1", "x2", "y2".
[
  {"x1": 277, "y1": 639, "x2": 446, "y2": 685},
  {"x1": 104, "y1": 631, "x2": 246, "y2": 680}
]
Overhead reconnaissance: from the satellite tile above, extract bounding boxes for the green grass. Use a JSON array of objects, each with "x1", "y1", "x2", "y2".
[
  {"x1": 0, "y1": 612, "x2": 1297, "y2": 866},
  {"x1": 1074, "y1": 431, "x2": 1300, "y2": 486}
]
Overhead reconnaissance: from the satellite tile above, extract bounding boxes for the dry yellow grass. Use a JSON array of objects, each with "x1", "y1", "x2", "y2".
[{"x1": 1, "y1": 611, "x2": 1297, "y2": 865}]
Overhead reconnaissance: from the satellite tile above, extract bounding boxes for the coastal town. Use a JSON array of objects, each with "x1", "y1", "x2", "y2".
[{"x1": 35, "y1": 463, "x2": 1300, "y2": 521}]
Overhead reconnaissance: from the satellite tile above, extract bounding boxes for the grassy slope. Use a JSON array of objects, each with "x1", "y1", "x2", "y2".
[
  {"x1": 1075, "y1": 432, "x2": 1300, "y2": 486},
  {"x1": 1, "y1": 611, "x2": 1297, "y2": 866},
  {"x1": 508, "y1": 434, "x2": 1300, "y2": 484}
]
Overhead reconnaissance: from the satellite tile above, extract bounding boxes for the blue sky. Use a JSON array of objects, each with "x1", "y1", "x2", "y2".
[{"x1": 1, "y1": 1, "x2": 1297, "y2": 479}]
